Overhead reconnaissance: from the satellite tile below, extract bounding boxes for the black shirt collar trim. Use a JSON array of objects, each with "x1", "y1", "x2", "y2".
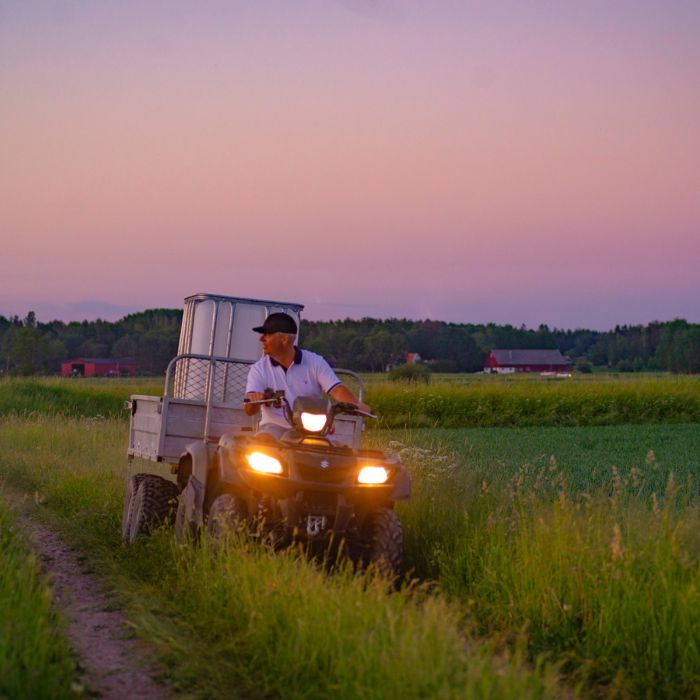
[{"x1": 270, "y1": 347, "x2": 303, "y2": 368}]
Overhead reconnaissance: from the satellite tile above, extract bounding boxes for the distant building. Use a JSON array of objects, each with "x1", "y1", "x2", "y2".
[
  {"x1": 405, "y1": 352, "x2": 422, "y2": 364},
  {"x1": 484, "y1": 349, "x2": 572, "y2": 374},
  {"x1": 60, "y1": 358, "x2": 137, "y2": 378}
]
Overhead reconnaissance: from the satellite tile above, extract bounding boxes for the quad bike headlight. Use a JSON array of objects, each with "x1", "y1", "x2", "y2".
[
  {"x1": 299, "y1": 412, "x2": 328, "y2": 433},
  {"x1": 245, "y1": 451, "x2": 283, "y2": 475},
  {"x1": 292, "y1": 396, "x2": 331, "y2": 434},
  {"x1": 357, "y1": 465, "x2": 389, "y2": 485}
]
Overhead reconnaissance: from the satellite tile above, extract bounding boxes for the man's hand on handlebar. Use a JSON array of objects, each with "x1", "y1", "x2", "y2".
[
  {"x1": 328, "y1": 384, "x2": 370, "y2": 414},
  {"x1": 243, "y1": 391, "x2": 264, "y2": 415},
  {"x1": 334, "y1": 401, "x2": 375, "y2": 419},
  {"x1": 243, "y1": 389, "x2": 286, "y2": 415}
]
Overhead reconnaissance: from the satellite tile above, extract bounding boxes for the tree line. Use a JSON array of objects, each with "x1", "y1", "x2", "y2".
[{"x1": 1, "y1": 310, "x2": 699, "y2": 375}]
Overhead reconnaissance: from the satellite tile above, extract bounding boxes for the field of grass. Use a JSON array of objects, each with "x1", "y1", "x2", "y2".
[
  {"x1": 0, "y1": 377, "x2": 163, "y2": 419},
  {"x1": 0, "y1": 498, "x2": 76, "y2": 700},
  {"x1": 1, "y1": 376, "x2": 700, "y2": 697},
  {"x1": 3, "y1": 373, "x2": 699, "y2": 429}
]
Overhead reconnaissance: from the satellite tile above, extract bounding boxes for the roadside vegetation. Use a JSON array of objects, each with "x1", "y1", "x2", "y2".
[{"x1": 0, "y1": 499, "x2": 76, "y2": 700}]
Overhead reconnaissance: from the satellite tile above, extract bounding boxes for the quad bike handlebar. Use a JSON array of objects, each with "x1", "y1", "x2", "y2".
[
  {"x1": 243, "y1": 389, "x2": 376, "y2": 423},
  {"x1": 243, "y1": 388, "x2": 286, "y2": 408}
]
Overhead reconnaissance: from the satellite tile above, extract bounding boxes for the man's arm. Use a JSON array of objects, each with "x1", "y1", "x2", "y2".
[
  {"x1": 243, "y1": 361, "x2": 266, "y2": 415},
  {"x1": 328, "y1": 384, "x2": 370, "y2": 413}
]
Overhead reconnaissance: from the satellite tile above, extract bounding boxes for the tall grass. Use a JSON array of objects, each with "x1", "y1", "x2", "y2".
[
  {"x1": 369, "y1": 427, "x2": 700, "y2": 698},
  {"x1": 440, "y1": 492, "x2": 700, "y2": 696},
  {"x1": 0, "y1": 498, "x2": 76, "y2": 700},
  {"x1": 0, "y1": 416, "x2": 563, "y2": 699}
]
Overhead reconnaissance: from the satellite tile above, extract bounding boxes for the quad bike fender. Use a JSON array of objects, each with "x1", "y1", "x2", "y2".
[
  {"x1": 390, "y1": 469, "x2": 411, "y2": 501},
  {"x1": 183, "y1": 440, "x2": 214, "y2": 485},
  {"x1": 174, "y1": 441, "x2": 215, "y2": 539},
  {"x1": 216, "y1": 431, "x2": 248, "y2": 488}
]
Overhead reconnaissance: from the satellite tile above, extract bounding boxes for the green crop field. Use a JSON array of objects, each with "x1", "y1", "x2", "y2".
[
  {"x1": 367, "y1": 374, "x2": 700, "y2": 428},
  {"x1": 3, "y1": 372, "x2": 699, "y2": 428},
  {"x1": 1, "y1": 376, "x2": 699, "y2": 697}
]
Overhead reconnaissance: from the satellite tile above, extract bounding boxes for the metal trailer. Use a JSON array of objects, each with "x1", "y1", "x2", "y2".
[{"x1": 126, "y1": 293, "x2": 365, "y2": 470}]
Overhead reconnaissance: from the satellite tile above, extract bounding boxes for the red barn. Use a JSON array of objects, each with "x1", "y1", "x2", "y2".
[
  {"x1": 61, "y1": 358, "x2": 137, "y2": 378},
  {"x1": 484, "y1": 349, "x2": 572, "y2": 374}
]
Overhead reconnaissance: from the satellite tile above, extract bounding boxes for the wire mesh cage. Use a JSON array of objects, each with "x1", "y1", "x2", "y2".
[
  {"x1": 168, "y1": 355, "x2": 252, "y2": 405},
  {"x1": 171, "y1": 294, "x2": 304, "y2": 404}
]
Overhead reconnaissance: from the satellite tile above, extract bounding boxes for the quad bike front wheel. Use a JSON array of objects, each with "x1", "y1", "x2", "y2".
[
  {"x1": 361, "y1": 508, "x2": 403, "y2": 578},
  {"x1": 126, "y1": 474, "x2": 179, "y2": 543},
  {"x1": 207, "y1": 493, "x2": 248, "y2": 538}
]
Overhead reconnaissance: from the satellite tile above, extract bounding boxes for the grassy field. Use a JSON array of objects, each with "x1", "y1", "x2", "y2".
[
  {"x1": 2, "y1": 373, "x2": 699, "y2": 428},
  {"x1": 1, "y1": 376, "x2": 699, "y2": 697},
  {"x1": 0, "y1": 377, "x2": 163, "y2": 419},
  {"x1": 0, "y1": 498, "x2": 76, "y2": 700}
]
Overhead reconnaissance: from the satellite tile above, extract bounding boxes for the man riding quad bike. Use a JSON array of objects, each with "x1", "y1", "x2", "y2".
[
  {"x1": 190, "y1": 389, "x2": 410, "y2": 576},
  {"x1": 121, "y1": 296, "x2": 410, "y2": 578}
]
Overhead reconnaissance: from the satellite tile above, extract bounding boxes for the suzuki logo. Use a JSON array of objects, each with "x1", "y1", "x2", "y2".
[{"x1": 320, "y1": 459, "x2": 330, "y2": 469}]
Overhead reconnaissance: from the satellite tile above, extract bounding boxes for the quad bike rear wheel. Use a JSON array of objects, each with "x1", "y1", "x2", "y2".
[
  {"x1": 121, "y1": 473, "x2": 147, "y2": 542},
  {"x1": 127, "y1": 475, "x2": 179, "y2": 543}
]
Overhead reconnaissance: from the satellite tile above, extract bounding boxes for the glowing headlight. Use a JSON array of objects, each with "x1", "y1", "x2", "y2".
[
  {"x1": 357, "y1": 465, "x2": 389, "y2": 485},
  {"x1": 300, "y1": 412, "x2": 328, "y2": 433},
  {"x1": 246, "y1": 451, "x2": 283, "y2": 474}
]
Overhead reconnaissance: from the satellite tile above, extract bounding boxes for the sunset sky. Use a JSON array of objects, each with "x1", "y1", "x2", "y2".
[{"x1": 1, "y1": 1, "x2": 698, "y2": 330}]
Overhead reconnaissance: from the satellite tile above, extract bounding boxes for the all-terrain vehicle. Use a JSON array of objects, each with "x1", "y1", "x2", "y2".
[{"x1": 122, "y1": 293, "x2": 411, "y2": 575}]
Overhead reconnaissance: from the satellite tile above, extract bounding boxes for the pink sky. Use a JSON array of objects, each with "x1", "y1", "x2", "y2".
[{"x1": 1, "y1": 1, "x2": 699, "y2": 329}]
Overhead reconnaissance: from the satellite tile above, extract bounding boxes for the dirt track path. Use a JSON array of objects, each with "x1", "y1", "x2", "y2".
[{"x1": 6, "y1": 487, "x2": 175, "y2": 699}]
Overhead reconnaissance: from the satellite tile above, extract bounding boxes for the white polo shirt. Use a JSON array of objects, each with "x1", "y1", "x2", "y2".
[{"x1": 245, "y1": 348, "x2": 342, "y2": 429}]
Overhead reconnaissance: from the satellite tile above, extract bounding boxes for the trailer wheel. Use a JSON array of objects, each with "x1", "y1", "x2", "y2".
[
  {"x1": 361, "y1": 508, "x2": 403, "y2": 578},
  {"x1": 207, "y1": 493, "x2": 248, "y2": 538},
  {"x1": 127, "y1": 475, "x2": 179, "y2": 543}
]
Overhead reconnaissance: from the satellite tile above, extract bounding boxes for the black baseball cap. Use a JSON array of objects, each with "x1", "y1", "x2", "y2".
[{"x1": 252, "y1": 312, "x2": 298, "y2": 335}]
